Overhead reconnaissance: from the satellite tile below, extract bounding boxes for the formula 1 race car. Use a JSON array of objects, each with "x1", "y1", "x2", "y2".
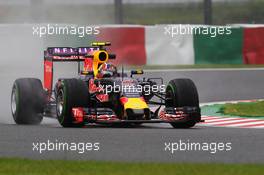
[{"x1": 11, "y1": 42, "x2": 201, "y2": 128}]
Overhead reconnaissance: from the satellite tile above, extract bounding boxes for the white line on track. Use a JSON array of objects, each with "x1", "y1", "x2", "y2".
[
  {"x1": 144, "y1": 67, "x2": 264, "y2": 72},
  {"x1": 200, "y1": 99, "x2": 263, "y2": 106},
  {"x1": 202, "y1": 117, "x2": 245, "y2": 123},
  {"x1": 227, "y1": 121, "x2": 264, "y2": 127},
  {"x1": 203, "y1": 118, "x2": 261, "y2": 125}
]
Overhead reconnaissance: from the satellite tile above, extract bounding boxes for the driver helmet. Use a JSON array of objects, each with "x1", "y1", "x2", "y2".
[{"x1": 97, "y1": 63, "x2": 117, "y2": 78}]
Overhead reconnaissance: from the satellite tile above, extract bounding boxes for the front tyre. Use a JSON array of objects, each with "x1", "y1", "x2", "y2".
[
  {"x1": 11, "y1": 78, "x2": 45, "y2": 125},
  {"x1": 56, "y1": 79, "x2": 89, "y2": 127},
  {"x1": 165, "y1": 79, "x2": 199, "y2": 128}
]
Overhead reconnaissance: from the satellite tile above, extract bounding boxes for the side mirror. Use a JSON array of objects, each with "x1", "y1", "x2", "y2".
[{"x1": 130, "y1": 69, "x2": 144, "y2": 77}]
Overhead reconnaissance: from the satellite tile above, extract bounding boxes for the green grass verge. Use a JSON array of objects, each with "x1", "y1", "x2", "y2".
[
  {"x1": 221, "y1": 101, "x2": 264, "y2": 118},
  {"x1": 0, "y1": 158, "x2": 263, "y2": 175}
]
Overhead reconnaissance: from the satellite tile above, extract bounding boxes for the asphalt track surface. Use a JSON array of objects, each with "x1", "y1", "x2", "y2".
[{"x1": 1, "y1": 68, "x2": 264, "y2": 163}]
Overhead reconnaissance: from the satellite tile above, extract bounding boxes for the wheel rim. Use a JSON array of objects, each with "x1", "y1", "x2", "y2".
[
  {"x1": 11, "y1": 87, "x2": 17, "y2": 115},
  {"x1": 57, "y1": 90, "x2": 64, "y2": 116}
]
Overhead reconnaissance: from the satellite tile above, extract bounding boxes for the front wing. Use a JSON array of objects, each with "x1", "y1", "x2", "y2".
[{"x1": 71, "y1": 106, "x2": 202, "y2": 125}]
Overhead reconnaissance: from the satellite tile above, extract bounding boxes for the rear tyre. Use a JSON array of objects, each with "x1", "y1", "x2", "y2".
[
  {"x1": 165, "y1": 79, "x2": 199, "y2": 128},
  {"x1": 11, "y1": 78, "x2": 45, "y2": 125},
  {"x1": 56, "y1": 79, "x2": 89, "y2": 127}
]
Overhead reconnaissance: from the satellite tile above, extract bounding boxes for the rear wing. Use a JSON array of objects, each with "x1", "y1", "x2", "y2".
[
  {"x1": 44, "y1": 47, "x2": 100, "y2": 93},
  {"x1": 43, "y1": 42, "x2": 116, "y2": 95},
  {"x1": 44, "y1": 47, "x2": 99, "y2": 61}
]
